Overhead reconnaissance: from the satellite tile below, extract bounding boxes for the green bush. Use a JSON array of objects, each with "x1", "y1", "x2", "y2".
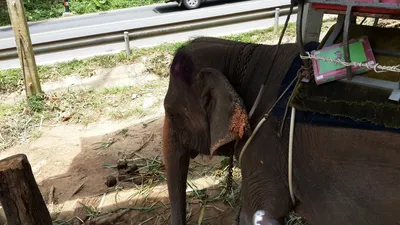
[
  {"x1": 0, "y1": 0, "x2": 164, "y2": 27},
  {"x1": 28, "y1": 93, "x2": 46, "y2": 113}
]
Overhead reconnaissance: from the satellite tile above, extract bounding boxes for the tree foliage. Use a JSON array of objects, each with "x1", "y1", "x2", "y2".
[{"x1": 0, "y1": 0, "x2": 164, "y2": 27}]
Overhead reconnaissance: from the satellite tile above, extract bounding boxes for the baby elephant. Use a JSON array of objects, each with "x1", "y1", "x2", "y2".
[{"x1": 162, "y1": 36, "x2": 400, "y2": 225}]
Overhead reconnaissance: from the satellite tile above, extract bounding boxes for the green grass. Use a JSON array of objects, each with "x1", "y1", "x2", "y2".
[
  {"x1": 0, "y1": 42, "x2": 183, "y2": 94},
  {"x1": 221, "y1": 20, "x2": 297, "y2": 43},
  {"x1": 0, "y1": 101, "x2": 43, "y2": 150},
  {"x1": 0, "y1": 18, "x2": 336, "y2": 94},
  {"x1": 0, "y1": 17, "x2": 338, "y2": 150},
  {"x1": 0, "y1": 77, "x2": 167, "y2": 150},
  {"x1": 0, "y1": 0, "x2": 165, "y2": 27}
]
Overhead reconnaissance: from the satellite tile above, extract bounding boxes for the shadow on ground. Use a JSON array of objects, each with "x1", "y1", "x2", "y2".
[
  {"x1": 26, "y1": 115, "x2": 237, "y2": 224},
  {"x1": 55, "y1": 194, "x2": 238, "y2": 225}
]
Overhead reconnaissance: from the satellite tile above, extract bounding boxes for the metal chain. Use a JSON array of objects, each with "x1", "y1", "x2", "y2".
[
  {"x1": 239, "y1": 45, "x2": 258, "y2": 83},
  {"x1": 225, "y1": 45, "x2": 247, "y2": 194},
  {"x1": 235, "y1": 204, "x2": 242, "y2": 225},
  {"x1": 235, "y1": 44, "x2": 247, "y2": 77},
  {"x1": 225, "y1": 44, "x2": 256, "y2": 194},
  {"x1": 225, "y1": 153, "x2": 234, "y2": 194}
]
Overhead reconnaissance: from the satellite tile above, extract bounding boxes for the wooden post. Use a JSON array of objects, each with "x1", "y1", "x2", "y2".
[
  {"x1": 0, "y1": 154, "x2": 52, "y2": 225},
  {"x1": 6, "y1": 0, "x2": 42, "y2": 97}
]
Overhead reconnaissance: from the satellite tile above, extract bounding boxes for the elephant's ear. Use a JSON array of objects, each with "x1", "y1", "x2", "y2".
[{"x1": 194, "y1": 68, "x2": 251, "y2": 156}]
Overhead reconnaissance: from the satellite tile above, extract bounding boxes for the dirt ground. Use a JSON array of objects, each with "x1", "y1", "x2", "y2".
[
  {"x1": 0, "y1": 115, "x2": 237, "y2": 225},
  {"x1": 0, "y1": 59, "x2": 239, "y2": 225},
  {"x1": 4, "y1": 17, "x2": 396, "y2": 224}
]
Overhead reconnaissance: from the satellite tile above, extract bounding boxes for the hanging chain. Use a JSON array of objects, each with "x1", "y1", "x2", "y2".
[
  {"x1": 225, "y1": 44, "x2": 255, "y2": 194},
  {"x1": 235, "y1": 44, "x2": 247, "y2": 77},
  {"x1": 239, "y1": 45, "x2": 258, "y2": 84},
  {"x1": 225, "y1": 152, "x2": 234, "y2": 194}
]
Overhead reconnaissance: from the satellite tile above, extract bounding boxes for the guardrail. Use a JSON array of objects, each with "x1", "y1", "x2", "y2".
[{"x1": 0, "y1": 4, "x2": 297, "y2": 60}]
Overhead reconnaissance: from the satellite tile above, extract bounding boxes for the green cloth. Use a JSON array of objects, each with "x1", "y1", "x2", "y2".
[{"x1": 290, "y1": 24, "x2": 400, "y2": 128}]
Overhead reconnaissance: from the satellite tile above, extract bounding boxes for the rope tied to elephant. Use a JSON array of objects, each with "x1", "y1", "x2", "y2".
[
  {"x1": 238, "y1": 1, "x2": 300, "y2": 166},
  {"x1": 235, "y1": 3, "x2": 298, "y2": 223},
  {"x1": 239, "y1": 67, "x2": 304, "y2": 167},
  {"x1": 300, "y1": 51, "x2": 400, "y2": 73},
  {"x1": 238, "y1": 69, "x2": 302, "y2": 209},
  {"x1": 278, "y1": 66, "x2": 308, "y2": 137}
]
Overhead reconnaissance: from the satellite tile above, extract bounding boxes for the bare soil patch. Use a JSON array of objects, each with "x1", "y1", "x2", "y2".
[{"x1": 0, "y1": 114, "x2": 236, "y2": 225}]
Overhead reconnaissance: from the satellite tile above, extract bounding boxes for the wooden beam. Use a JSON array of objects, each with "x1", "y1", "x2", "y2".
[
  {"x1": 6, "y1": 0, "x2": 42, "y2": 97},
  {"x1": 0, "y1": 154, "x2": 52, "y2": 225},
  {"x1": 300, "y1": 3, "x2": 324, "y2": 44}
]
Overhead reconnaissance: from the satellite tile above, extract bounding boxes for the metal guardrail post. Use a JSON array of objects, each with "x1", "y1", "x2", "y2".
[
  {"x1": 124, "y1": 31, "x2": 131, "y2": 55},
  {"x1": 274, "y1": 8, "x2": 280, "y2": 33}
]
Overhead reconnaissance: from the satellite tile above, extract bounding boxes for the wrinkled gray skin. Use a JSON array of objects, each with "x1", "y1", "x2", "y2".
[{"x1": 162, "y1": 37, "x2": 400, "y2": 225}]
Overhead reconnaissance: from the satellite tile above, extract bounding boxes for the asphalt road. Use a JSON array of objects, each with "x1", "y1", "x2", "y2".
[
  {"x1": 0, "y1": 0, "x2": 261, "y2": 40},
  {"x1": 0, "y1": 3, "x2": 166, "y2": 39},
  {"x1": 0, "y1": 0, "x2": 290, "y2": 48},
  {"x1": 0, "y1": 0, "x2": 295, "y2": 70},
  {"x1": 0, "y1": 0, "x2": 253, "y2": 38}
]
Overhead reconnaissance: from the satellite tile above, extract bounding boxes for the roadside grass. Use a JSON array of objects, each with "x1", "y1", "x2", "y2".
[
  {"x1": 223, "y1": 20, "x2": 298, "y2": 44},
  {"x1": 0, "y1": 0, "x2": 164, "y2": 27},
  {"x1": 0, "y1": 17, "x2": 338, "y2": 149},
  {"x1": 0, "y1": 77, "x2": 167, "y2": 150},
  {"x1": 0, "y1": 43, "x2": 181, "y2": 94},
  {"x1": 0, "y1": 17, "x2": 338, "y2": 94}
]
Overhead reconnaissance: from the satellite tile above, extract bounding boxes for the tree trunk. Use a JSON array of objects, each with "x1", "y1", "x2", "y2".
[
  {"x1": 6, "y1": 0, "x2": 42, "y2": 97},
  {"x1": 0, "y1": 154, "x2": 52, "y2": 225}
]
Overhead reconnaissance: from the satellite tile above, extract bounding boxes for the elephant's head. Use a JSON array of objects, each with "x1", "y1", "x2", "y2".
[{"x1": 162, "y1": 48, "x2": 251, "y2": 224}]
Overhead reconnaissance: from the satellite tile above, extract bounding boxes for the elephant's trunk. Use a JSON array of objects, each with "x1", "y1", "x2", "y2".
[
  {"x1": 253, "y1": 210, "x2": 281, "y2": 225},
  {"x1": 162, "y1": 116, "x2": 190, "y2": 225}
]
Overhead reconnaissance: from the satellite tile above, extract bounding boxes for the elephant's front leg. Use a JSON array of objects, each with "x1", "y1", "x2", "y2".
[
  {"x1": 162, "y1": 118, "x2": 190, "y2": 225},
  {"x1": 165, "y1": 150, "x2": 189, "y2": 225}
]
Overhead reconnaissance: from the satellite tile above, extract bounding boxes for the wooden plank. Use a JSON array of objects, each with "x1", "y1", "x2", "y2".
[
  {"x1": 6, "y1": 0, "x2": 42, "y2": 98},
  {"x1": 0, "y1": 154, "x2": 52, "y2": 225}
]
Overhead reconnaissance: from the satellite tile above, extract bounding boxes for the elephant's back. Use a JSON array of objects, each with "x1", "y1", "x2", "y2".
[
  {"x1": 169, "y1": 37, "x2": 257, "y2": 85},
  {"x1": 176, "y1": 37, "x2": 297, "y2": 82},
  {"x1": 184, "y1": 37, "x2": 252, "y2": 72}
]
